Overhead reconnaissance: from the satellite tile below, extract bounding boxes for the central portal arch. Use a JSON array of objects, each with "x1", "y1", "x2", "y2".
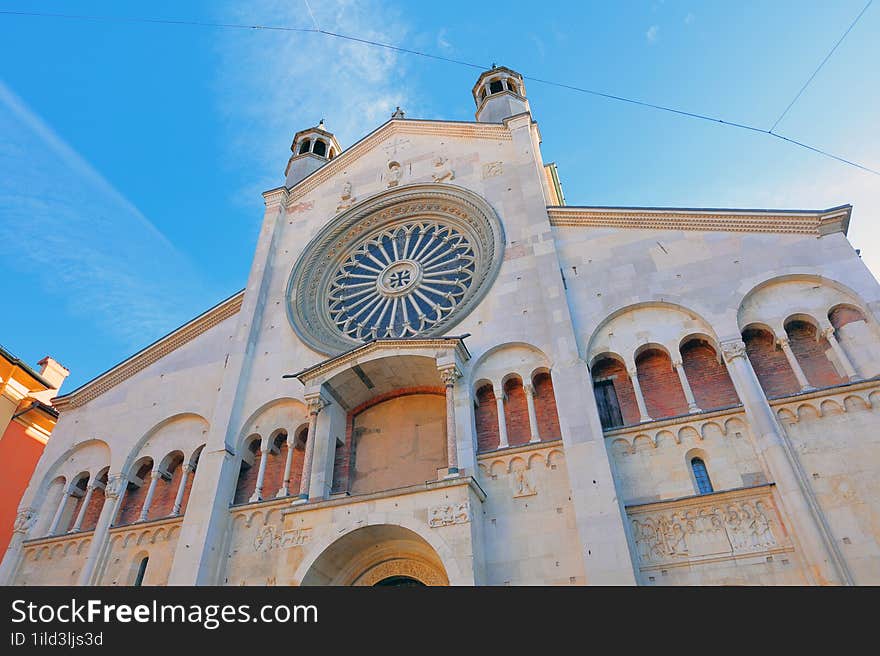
[{"x1": 300, "y1": 524, "x2": 449, "y2": 586}]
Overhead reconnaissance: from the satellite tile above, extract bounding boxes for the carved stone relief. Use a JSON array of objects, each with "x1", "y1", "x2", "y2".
[
  {"x1": 428, "y1": 503, "x2": 470, "y2": 528},
  {"x1": 628, "y1": 493, "x2": 785, "y2": 568},
  {"x1": 481, "y1": 161, "x2": 503, "y2": 179}
]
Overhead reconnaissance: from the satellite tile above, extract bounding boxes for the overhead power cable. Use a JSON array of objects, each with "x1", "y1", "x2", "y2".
[
  {"x1": 769, "y1": 0, "x2": 873, "y2": 133},
  {"x1": 0, "y1": 8, "x2": 877, "y2": 176}
]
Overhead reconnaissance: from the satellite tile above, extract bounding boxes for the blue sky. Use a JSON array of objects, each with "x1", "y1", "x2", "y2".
[{"x1": 1, "y1": 1, "x2": 878, "y2": 390}]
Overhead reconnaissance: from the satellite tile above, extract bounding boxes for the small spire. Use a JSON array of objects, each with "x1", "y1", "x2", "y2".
[
  {"x1": 391, "y1": 106, "x2": 405, "y2": 119},
  {"x1": 318, "y1": 118, "x2": 325, "y2": 130}
]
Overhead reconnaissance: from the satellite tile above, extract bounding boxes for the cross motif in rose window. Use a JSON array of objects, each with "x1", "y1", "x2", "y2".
[{"x1": 389, "y1": 270, "x2": 411, "y2": 288}]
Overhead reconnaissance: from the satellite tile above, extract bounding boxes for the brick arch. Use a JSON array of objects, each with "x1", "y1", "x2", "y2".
[
  {"x1": 502, "y1": 375, "x2": 530, "y2": 446},
  {"x1": 117, "y1": 458, "x2": 153, "y2": 526},
  {"x1": 233, "y1": 435, "x2": 263, "y2": 505},
  {"x1": 474, "y1": 382, "x2": 500, "y2": 453},
  {"x1": 635, "y1": 347, "x2": 688, "y2": 420},
  {"x1": 531, "y1": 370, "x2": 561, "y2": 440},
  {"x1": 78, "y1": 468, "x2": 109, "y2": 533},
  {"x1": 829, "y1": 304, "x2": 867, "y2": 331},
  {"x1": 784, "y1": 319, "x2": 847, "y2": 389},
  {"x1": 742, "y1": 325, "x2": 799, "y2": 398},
  {"x1": 679, "y1": 338, "x2": 740, "y2": 411},
  {"x1": 590, "y1": 354, "x2": 639, "y2": 427}
]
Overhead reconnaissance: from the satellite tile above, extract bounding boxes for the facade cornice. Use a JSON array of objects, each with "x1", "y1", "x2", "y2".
[
  {"x1": 53, "y1": 291, "x2": 245, "y2": 412},
  {"x1": 547, "y1": 204, "x2": 852, "y2": 236},
  {"x1": 284, "y1": 119, "x2": 512, "y2": 206}
]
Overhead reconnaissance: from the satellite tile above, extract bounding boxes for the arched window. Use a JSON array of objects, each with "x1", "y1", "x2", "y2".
[
  {"x1": 691, "y1": 458, "x2": 713, "y2": 495},
  {"x1": 298, "y1": 140, "x2": 311, "y2": 154},
  {"x1": 313, "y1": 140, "x2": 327, "y2": 157},
  {"x1": 489, "y1": 79, "x2": 504, "y2": 94},
  {"x1": 133, "y1": 557, "x2": 149, "y2": 587}
]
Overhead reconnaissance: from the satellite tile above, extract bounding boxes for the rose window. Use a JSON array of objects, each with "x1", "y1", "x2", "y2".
[
  {"x1": 286, "y1": 185, "x2": 504, "y2": 355},
  {"x1": 327, "y1": 222, "x2": 476, "y2": 341}
]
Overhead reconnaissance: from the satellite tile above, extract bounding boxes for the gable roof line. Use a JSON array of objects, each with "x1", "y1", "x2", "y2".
[
  {"x1": 279, "y1": 118, "x2": 512, "y2": 206},
  {"x1": 547, "y1": 204, "x2": 852, "y2": 236},
  {"x1": 53, "y1": 290, "x2": 245, "y2": 411}
]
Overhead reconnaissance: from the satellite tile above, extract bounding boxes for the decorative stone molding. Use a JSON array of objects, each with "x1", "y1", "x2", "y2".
[
  {"x1": 291, "y1": 336, "x2": 470, "y2": 387},
  {"x1": 772, "y1": 379, "x2": 880, "y2": 426},
  {"x1": 53, "y1": 291, "x2": 244, "y2": 410},
  {"x1": 548, "y1": 205, "x2": 852, "y2": 236},
  {"x1": 626, "y1": 485, "x2": 791, "y2": 570},
  {"x1": 352, "y1": 558, "x2": 448, "y2": 586},
  {"x1": 287, "y1": 184, "x2": 505, "y2": 354},
  {"x1": 284, "y1": 120, "x2": 511, "y2": 204},
  {"x1": 604, "y1": 407, "x2": 749, "y2": 452},
  {"x1": 428, "y1": 503, "x2": 470, "y2": 528}
]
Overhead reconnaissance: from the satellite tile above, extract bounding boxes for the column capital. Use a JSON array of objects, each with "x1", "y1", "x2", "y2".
[
  {"x1": 720, "y1": 338, "x2": 748, "y2": 363},
  {"x1": 12, "y1": 508, "x2": 37, "y2": 535},
  {"x1": 438, "y1": 365, "x2": 462, "y2": 387},
  {"x1": 776, "y1": 335, "x2": 791, "y2": 349},
  {"x1": 820, "y1": 326, "x2": 836, "y2": 340},
  {"x1": 523, "y1": 382, "x2": 536, "y2": 396},
  {"x1": 671, "y1": 359, "x2": 683, "y2": 369},
  {"x1": 306, "y1": 395, "x2": 329, "y2": 416},
  {"x1": 104, "y1": 474, "x2": 128, "y2": 500},
  {"x1": 150, "y1": 469, "x2": 165, "y2": 481},
  {"x1": 626, "y1": 367, "x2": 639, "y2": 378},
  {"x1": 182, "y1": 462, "x2": 195, "y2": 474}
]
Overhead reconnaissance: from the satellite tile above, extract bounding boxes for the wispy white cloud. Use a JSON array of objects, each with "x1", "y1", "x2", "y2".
[
  {"x1": 437, "y1": 28, "x2": 452, "y2": 51},
  {"x1": 646, "y1": 25, "x2": 660, "y2": 44},
  {"x1": 684, "y1": 12, "x2": 696, "y2": 25},
  {"x1": 212, "y1": 0, "x2": 416, "y2": 201},
  {"x1": 0, "y1": 80, "x2": 213, "y2": 349}
]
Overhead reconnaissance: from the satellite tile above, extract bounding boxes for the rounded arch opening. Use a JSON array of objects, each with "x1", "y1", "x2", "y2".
[{"x1": 300, "y1": 524, "x2": 450, "y2": 586}]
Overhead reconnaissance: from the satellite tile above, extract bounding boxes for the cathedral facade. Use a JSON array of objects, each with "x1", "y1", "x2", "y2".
[{"x1": 3, "y1": 67, "x2": 880, "y2": 586}]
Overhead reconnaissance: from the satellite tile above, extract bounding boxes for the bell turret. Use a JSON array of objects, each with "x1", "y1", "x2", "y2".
[
  {"x1": 471, "y1": 66, "x2": 530, "y2": 123},
  {"x1": 284, "y1": 120, "x2": 342, "y2": 188}
]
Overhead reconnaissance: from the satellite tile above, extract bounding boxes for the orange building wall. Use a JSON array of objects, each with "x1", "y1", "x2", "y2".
[{"x1": 0, "y1": 422, "x2": 46, "y2": 554}]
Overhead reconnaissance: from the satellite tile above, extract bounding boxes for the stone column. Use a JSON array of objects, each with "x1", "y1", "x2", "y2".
[
  {"x1": 524, "y1": 382, "x2": 541, "y2": 443},
  {"x1": 47, "y1": 486, "x2": 73, "y2": 535},
  {"x1": 138, "y1": 470, "x2": 163, "y2": 522},
  {"x1": 277, "y1": 432, "x2": 297, "y2": 498},
  {"x1": 298, "y1": 397, "x2": 327, "y2": 501},
  {"x1": 440, "y1": 366, "x2": 461, "y2": 476},
  {"x1": 821, "y1": 326, "x2": 860, "y2": 381},
  {"x1": 720, "y1": 338, "x2": 853, "y2": 585},
  {"x1": 77, "y1": 473, "x2": 127, "y2": 585},
  {"x1": 0, "y1": 508, "x2": 37, "y2": 584},
  {"x1": 776, "y1": 335, "x2": 815, "y2": 392},
  {"x1": 673, "y1": 359, "x2": 701, "y2": 413},
  {"x1": 69, "y1": 483, "x2": 97, "y2": 533},
  {"x1": 171, "y1": 464, "x2": 194, "y2": 516},
  {"x1": 249, "y1": 440, "x2": 271, "y2": 503},
  {"x1": 627, "y1": 367, "x2": 652, "y2": 422},
  {"x1": 493, "y1": 384, "x2": 510, "y2": 448}
]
